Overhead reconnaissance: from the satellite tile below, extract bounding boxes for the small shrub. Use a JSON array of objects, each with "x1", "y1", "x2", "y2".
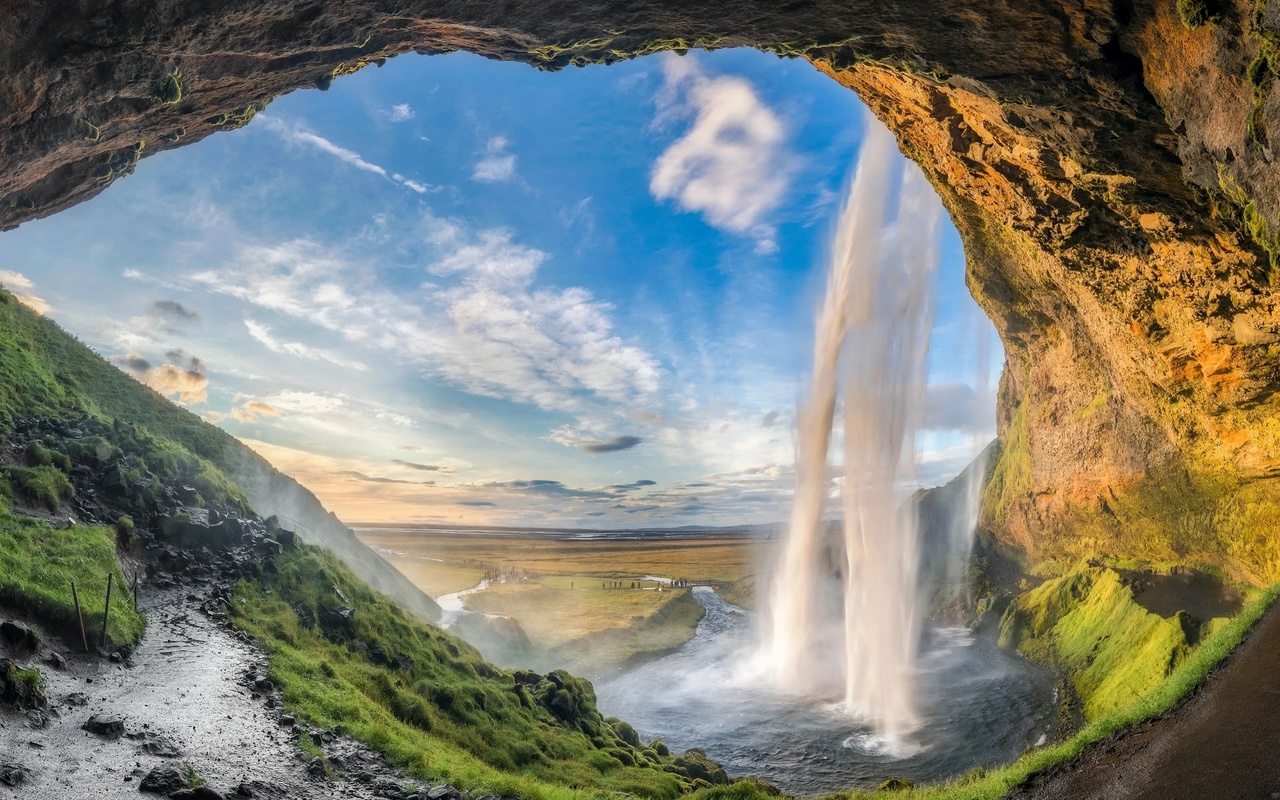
[
  {"x1": 157, "y1": 67, "x2": 183, "y2": 105},
  {"x1": 23, "y1": 441, "x2": 51, "y2": 467},
  {"x1": 115, "y1": 515, "x2": 135, "y2": 542},
  {"x1": 1177, "y1": 0, "x2": 1216, "y2": 29}
]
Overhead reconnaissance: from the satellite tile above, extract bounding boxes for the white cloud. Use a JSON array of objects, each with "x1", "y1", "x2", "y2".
[
  {"x1": 262, "y1": 116, "x2": 432, "y2": 195},
  {"x1": 650, "y1": 54, "x2": 794, "y2": 251},
  {"x1": 245, "y1": 319, "x2": 368, "y2": 371},
  {"x1": 472, "y1": 136, "x2": 517, "y2": 183},
  {"x1": 0, "y1": 269, "x2": 50, "y2": 314},
  {"x1": 262, "y1": 116, "x2": 388, "y2": 177},
  {"x1": 262, "y1": 390, "x2": 346, "y2": 415},
  {"x1": 190, "y1": 226, "x2": 661, "y2": 414},
  {"x1": 388, "y1": 103, "x2": 415, "y2": 122}
]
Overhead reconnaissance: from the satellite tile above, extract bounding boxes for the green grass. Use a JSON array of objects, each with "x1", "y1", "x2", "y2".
[
  {"x1": 999, "y1": 567, "x2": 1194, "y2": 720},
  {"x1": 230, "y1": 545, "x2": 724, "y2": 800},
  {"x1": 0, "y1": 506, "x2": 145, "y2": 647},
  {"x1": 2, "y1": 464, "x2": 74, "y2": 511}
]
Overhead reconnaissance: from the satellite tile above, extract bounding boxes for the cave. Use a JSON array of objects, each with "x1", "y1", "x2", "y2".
[{"x1": 5, "y1": 0, "x2": 1279, "y2": 579}]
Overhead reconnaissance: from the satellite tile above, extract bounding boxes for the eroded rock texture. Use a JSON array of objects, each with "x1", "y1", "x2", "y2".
[{"x1": 4, "y1": 0, "x2": 1280, "y2": 576}]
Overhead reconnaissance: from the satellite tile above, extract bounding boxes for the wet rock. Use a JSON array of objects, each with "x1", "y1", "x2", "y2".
[
  {"x1": 0, "y1": 620, "x2": 39, "y2": 650},
  {"x1": 0, "y1": 763, "x2": 24, "y2": 786},
  {"x1": 142, "y1": 736, "x2": 182, "y2": 757},
  {"x1": 140, "y1": 764, "x2": 187, "y2": 794},
  {"x1": 170, "y1": 788, "x2": 224, "y2": 800},
  {"x1": 64, "y1": 691, "x2": 89, "y2": 706},
  {"x1": 44, "y1": 651, "x2": 66, "y2": 670},
  {"x1": 878, "y1": 777, "x2": 914, "y2": 790},
  {"x1": 307, "y1": 757, "x2": 328, "y2": 779},
  {"x1": 82, "y1": 712, "x2": 126, "y2": 738},
  {"x1": 278, "y1": 714, "x2": 296, "y2": 727},
  {"x1": 426, "y1": 784, "x2": 462, "y2": 800}
]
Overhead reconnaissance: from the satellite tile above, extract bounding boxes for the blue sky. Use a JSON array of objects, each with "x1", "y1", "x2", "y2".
[{"x1": 0, "y1": 49, "x2": 998, "y2": 527}]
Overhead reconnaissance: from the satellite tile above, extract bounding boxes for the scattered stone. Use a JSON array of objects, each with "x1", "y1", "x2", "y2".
[
  {"x1": 307, "y1": 757, "x2": 328, "y2": 780},
  {"x1": 426, "y1": 784, "x2": 462, "y2": 800},
  {"x1": 64, "y1": 691, "x2": 89, "y2": 706},
  {"x1": 0, "y1": 763, "x2": 24, "y2": 787},
  {"x1": 0, "y1": 620, "x2": 38, "y2": 650},
  {"x1": 170, "y1": 788, "x2": 224, "y2": 800},
  {"x1": 278, "y1": 714, "x2": 296, "y2": 727},
  {"x1": 44, "y1": 651, "x2": 66, "y2": 670},
  {"x1": 82, "y1": 713, "x2": 125, "y2": 738},
  {"x1": 142, "y1": 736, "x2": 181, "y2": 757},
  {"x1": 139, "y1": 764, "x2": 187, "y2": 794},
  {"x1": 232, "y1": 783, "x2": 255, "y2": 797}
]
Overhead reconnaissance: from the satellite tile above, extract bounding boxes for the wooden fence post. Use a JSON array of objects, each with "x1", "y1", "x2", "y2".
[
  {"x1": 71, "y1": 580, "x2": 88, "y2": 652},
  {"x1": 100, "y1": 572, "x2": 113, "y2": 649}
]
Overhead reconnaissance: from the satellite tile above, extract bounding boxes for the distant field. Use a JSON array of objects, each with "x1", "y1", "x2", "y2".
[
  {"x1": 356, "y1": 527, "x2": 764, "y2": 670},
  {"x1": 357, "y1": 529, "x2": 762, "y2": 591}
]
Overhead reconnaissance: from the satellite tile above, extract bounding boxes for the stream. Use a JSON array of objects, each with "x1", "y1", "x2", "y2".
[{"x1": 595, "y1": 587, "x2": 1058, "y2": 796}]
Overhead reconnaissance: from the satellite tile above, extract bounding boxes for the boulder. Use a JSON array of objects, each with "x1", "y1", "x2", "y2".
[
  {"x1": 0, "y1": 620, "x2": 38, "y2": 650},
  {"x1": 44, "y1": 651, "x2": 66, "y2": 670},
  {"x1": 140, "y1": 764, "x2": 187, "y2": 794},
  {"x1": 426, "y1": 785, "x2": 461, "y2": 800},
  {"x1": 0, "y1": 763, "x2": 24, "y2": 787},
  {"x1": 82, "y1": 713, "x2": 125, "y2": 738}
]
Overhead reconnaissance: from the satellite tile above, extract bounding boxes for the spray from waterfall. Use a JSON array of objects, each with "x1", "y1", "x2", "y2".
[{"x1": 764, "y1": 120, "x2": 941, "y2": 741}]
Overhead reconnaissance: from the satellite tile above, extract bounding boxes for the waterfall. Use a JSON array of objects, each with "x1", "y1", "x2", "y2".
[{"x1": 764, "y1": 120, "x2": 941, "y2": 741}]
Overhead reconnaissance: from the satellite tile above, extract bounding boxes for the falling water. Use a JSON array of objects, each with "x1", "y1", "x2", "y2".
[{"x1": 765, "y1": 121, "x2": 941, "y2": 741}]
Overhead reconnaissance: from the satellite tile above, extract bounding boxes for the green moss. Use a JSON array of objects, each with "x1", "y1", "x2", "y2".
[
  {"x1": 1218, "y1": 164, "x2": 1280, "y2": 270},
  {"x1": 1001, "y1": 568, "x2": 1192, "y2": 720},
  {"x1": 207, "y1": 100, "x2": 269, "y2": 130},
  {"x1": 981, "y1": 399, "x2": 1030, "y2": 528},
  {"x1": 1073, "y1": 391, "x2": 1108, "y2": 418},
  {"x1": 230, "y1": 545, "x2": 717, "y2": 800},
  {"x1": 0, "y1": 506, "x2": 146, "y2": 647},
  {"x1": 94, "y1": 142, "x2": 145, "y2": 184},
  {"x1": 157, "y1": 67, "x2": 183, "y2": 105},
  {"x1": 1177, "y1": 0, "x2": 1217, "y2": 29}
]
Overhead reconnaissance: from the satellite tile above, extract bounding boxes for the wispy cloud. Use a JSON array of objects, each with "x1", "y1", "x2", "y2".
[
  {"x1": 260, "y1": 115, "x2": 432, "y2": 195},
  {"x1": 231, "y1": 400, "x2": 281, "y2": 422},
  {"x1": 245, "y1": 319, "x2": 368, "y2": 371},
  {"x1": 472, "y1": 136, "x2": 517, "y2": 183},
  {"x1": 387, "y1": 103, "x2": 415, "y2": 122},
  {"x1": 650, "y1": 54, "x2": 794, "y2": 254},
  {"x1": 191, "y1": 225, "x2": 661, "y2": 414}
]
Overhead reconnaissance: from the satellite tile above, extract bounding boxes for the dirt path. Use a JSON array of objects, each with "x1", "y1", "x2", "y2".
[
  {"x1": 1, "y1": 586, "x2": 426, "y2": 799},
  {"x1": 1012, "y1": 602, "x2": 1280, "y2": 800}
]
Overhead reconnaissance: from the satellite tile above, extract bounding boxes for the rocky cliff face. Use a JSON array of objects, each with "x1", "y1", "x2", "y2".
[{"x1": 5, "y1": 0, "x2": 1280, "y2": 577}]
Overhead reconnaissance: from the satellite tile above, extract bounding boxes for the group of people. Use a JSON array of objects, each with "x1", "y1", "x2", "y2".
[
  {"x1": 483, "y1": 566, "x2": 528, "y2": 584},
  {"x1": 597, "y1": 578, "x2": 692, "y2": 590}
]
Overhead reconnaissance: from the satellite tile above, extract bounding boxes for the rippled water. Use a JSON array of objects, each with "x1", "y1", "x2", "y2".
[{"x1": 596, "y1": 588, "x2": 1057, "y2": 796}]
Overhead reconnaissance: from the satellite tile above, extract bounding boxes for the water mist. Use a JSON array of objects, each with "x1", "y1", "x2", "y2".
[{"x1": 764, "y1": 121, "x2": 941, "y2": 741}]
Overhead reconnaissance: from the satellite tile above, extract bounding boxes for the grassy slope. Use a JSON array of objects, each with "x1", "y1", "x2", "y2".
[
  {"x1": 0, "y1": 506, "x2": 145, "y2": 647},
  {"x1": 233, "y1": 546, "x2": 724, "y2": 800},
  {"x1": 468, "y1": 580, "x2": 708, "y2": 669},
  {"x1": 0, "y1": 288, "x2": 439, "y2": 620},
  {"x1": 998, "y1": 567, "x2": 1196, "y2": 720}
]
